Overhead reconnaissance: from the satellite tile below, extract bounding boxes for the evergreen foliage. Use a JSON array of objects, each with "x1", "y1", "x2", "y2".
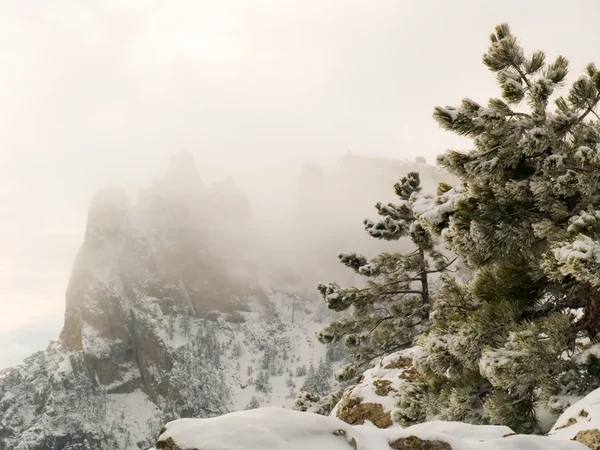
[
  {"x1": 317, "y1": 172, "x2": 454, "y2": 381},
  {"x1": 295, "y1": 365, "x2": 307, "y2": 377},
  {"x1": 301, "y1": 358, "x2": 333, "y2": 396},
  {"x1": 255, "y1": 370, "x2": 271, "y2": 394},
  {"x1": 399, "y1": 23, "x2": 600, "y2": 433},
  {"x1": 325, "y1": 343, "x2": 346, "y2": 363},
  {"x1": 169, "y1": 324, "x2": 229, "y2": 418},
  {"x1": 293, "y1": 390, "x2": 343, "y2": 416},
  {"x1": 245, "y1": 396, "x2": 260, "y2": 410}
]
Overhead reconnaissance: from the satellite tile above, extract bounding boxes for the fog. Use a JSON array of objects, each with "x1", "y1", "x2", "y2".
[{"x1": 1, "y1": 0, "x2": 600, "y2": 369}]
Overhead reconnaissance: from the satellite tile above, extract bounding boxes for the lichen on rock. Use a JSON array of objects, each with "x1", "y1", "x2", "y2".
[
  {"x1": 335, "y1": 394, "x2": 393, "y2": 428},
  {"x1": 573, "y1": 429, "x2": 600, "y2": 450},
  {"x1": 389, "y1": 436, "x2": 452, "y2": 450},
  {"x1": 332, "y1": 349, "x2": 418, "y2": 429}
]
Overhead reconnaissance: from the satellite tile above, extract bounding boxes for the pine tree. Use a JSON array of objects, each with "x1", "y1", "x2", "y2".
[
  {"x1": 232, "y1": 341, "x2": 242, "y2": 358},
  {"x1": 315, "y1": 358, "x2": 333, "y2": 395},
  {"x1": 302, "y1": 363, "x2": 317, "y2": 392},
  {"x1": 255, "y1": 370, "x2": 271, "y2": 394},
  {"x1": 293, "y1": 390, "x2": 344, "y2": 416},
  {"x1": 261, "y1": 348, "x2": 270, "y2": 370},
  {"x1": 400, "y1": 23, "x2": 600, "y2": 433},
  {"x1": 245, "y1": 396, "x2": 260, "y2": 410},
  {"x1": 317, "y1": 172, "x2": 454, "y2": 381},
  {"x1": 300, "y1": 359, "x2": 332, "y2": 396},
  {"x1": 293, "y1": 391, "x2": 320, "y2": 412},
  {"x1": 180, "y1": 315, "x2": 192, "y2": 337},
  {"x1": 295, "y1": 364, "x2": 307, "y2": 377},
  {"x1": 326, "y1": 343, "x2": 345, "y2": 363},
  {"x1": 170, "y1": 341, "x2": 230, "y2": 418},
  {"x1": 286, "y1": 373, "x2": 296, "y2": 388}
]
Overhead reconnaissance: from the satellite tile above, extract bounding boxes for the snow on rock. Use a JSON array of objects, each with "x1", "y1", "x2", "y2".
[
  {"x1": 549, "y1": 387, "x2": 600, "y2": 449},
  {"x1": 151, "y1": 407, "x2": 587, "y2": 450},
  {"x1": 331, "y1": 349, "x2": 417, "y2": 428},
  {"x1": 1, "y1": 153, "x2": 457, "y2": 450},
  {"x1": 0, "y1": 154, "x2": 340, "y2": 450}
]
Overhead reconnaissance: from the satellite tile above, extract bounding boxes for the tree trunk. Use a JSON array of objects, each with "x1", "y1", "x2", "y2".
[
  {"x1": 576, "y1": 284, "x2": 600, "y2": 338},
  {"x1": 419, "y1": 246, "x2": 429, "y2": 304}
]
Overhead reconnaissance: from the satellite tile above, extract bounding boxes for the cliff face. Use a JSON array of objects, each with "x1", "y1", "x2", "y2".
[
  {"x1": 0, "y1": 153, "x2": 332, "y2": 450},
  {"x1": 59, "y1": 153, "x2": 256, "y2": 399},
  {"x1": 0, "y1": 152, "x2": 454, "y2": 450}
]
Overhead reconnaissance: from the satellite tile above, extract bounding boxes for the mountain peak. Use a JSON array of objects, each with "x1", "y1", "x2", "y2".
[
  {"x1": 85, "y1": 186, "x2": 129, "y2": 240},
  {"x1": 164, "y1": 151, "x2": 204, "y2": 190}
]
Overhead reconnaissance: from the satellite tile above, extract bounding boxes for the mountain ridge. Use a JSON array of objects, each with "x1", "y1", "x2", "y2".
[{"x1": 0, "y1": 152, "x2": 451, "y2": 449}]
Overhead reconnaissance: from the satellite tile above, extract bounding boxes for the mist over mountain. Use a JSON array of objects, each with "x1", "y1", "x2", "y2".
[{"x1": 0, "y1": 152, "x2": 451, "y2": 449}]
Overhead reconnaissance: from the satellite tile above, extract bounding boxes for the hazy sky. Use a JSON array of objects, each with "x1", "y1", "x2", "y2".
[{"x1": 2, "y1": 0, "x2": 600, "y2": 369}]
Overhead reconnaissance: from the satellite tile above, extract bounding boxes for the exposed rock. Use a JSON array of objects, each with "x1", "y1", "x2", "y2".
[
  {"x1": 555, "y1": 418, "x2": 578, "y2": 430},
  {"x1": 574, "y1": 429, "x2": 600, "y2": 450},
  {"x1": 333, "y1": 429, "x2": 358, "y2": 450},
  {"x1": 389, "y1": 436, "x2": 452, "y2": 450},
  {"x1": 549, "y1": 386, "x2": 600, "y2": 448},
  {"x1": 155, "y1": 436, "x2": 191, "y2": 450},
  {"x1": 163, "y1": 150, "x2": 205, "y2": 192},
  {"x1": 373, "y1": 380, "x2": 395, "y2": 396},
  {"x1": 383, "y1": 356, "x2": 412, "y2": 370},
  {"x1": 332, "y1": 349, "x2": 417, "y2": 429},
  {"x1": 0, "y1": 154, "x2": 336, "y2": 450},
  {"x1": 1, "y1": 154, "x2": 457, "y2": 449},
  {"x1": 335, "y1": 394, "x2": 393, "y2": 428}
]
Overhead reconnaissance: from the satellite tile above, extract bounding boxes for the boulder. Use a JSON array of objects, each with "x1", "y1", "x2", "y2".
[{"x1": 332, "y1": 349, "x2": 417, "y2": 428}]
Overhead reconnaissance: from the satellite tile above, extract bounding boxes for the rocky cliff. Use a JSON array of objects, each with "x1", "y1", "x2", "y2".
[
  {"x1": 0, "y1": 153, "x2": 335, "y2": 450},
  {"x1": 0, "y1": 152, "x2": 452, "y2": 450}
]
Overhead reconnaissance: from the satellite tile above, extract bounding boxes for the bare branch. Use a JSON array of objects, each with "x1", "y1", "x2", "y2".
[
  {"x1": 425, "y1": 256, "x2": 459, "y2": 274},
  {"x1": 576, "y1": 92, "x2": 600, "y2": 124}
]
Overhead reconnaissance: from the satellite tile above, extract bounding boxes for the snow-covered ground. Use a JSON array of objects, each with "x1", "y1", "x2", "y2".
[
  {"x1": 0, "y1": 280, "x2": 339, "y2": 450},
  {"x1": 549, "y1": 387, "x2": 600, "y2": 446},
  {"x1": 150, "y1": 407, "x2": 588, "y2": 450}
]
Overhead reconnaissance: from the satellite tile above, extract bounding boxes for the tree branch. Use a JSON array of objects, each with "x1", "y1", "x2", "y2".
[
  {"x1": 512, "y1": 64, "x2": 532, "y2": 89},
  {"x1": 508, "y1": 111, "x2": 532, "y2": 119},
  {"x1": 382, "y1": 290, "x2": 424, "y2": 296},
  {"x1": 425, "y1": 256, "x2": 459, "y2": 274},
  {"x1": 367, "y1": 316, "x2": 395, "y2": 335},
  {"x1": 576, "y1": 92, "x2": 600, "y2": 124}
]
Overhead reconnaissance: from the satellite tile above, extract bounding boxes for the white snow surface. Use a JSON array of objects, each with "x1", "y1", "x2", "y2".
[
  {"x1": 0, "y1": 274, "x2": 338, "y2": 450},
  {"x1": 150, "y1": 407, "x2": 587, "y2": 450},
  {"x1": 549, "y1": 386, "x2": 600, "y2": 442}
]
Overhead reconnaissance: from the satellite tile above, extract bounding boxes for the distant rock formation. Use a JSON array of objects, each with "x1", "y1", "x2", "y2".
[
  {"x1": 0, "y1": 152, "x2": 455, "y2": 449},
  {"x1": 0, "y1": 153, "x2": 333, "y2": 450}
]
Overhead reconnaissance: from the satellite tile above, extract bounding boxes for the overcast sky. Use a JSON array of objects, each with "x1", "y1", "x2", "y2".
[{"x1": 1, "y1": 0, "x2": 600, "y2": 369}]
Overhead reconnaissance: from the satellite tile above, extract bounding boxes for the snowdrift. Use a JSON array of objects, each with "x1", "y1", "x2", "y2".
[
  {"x1": 549, "y1": 387, "x2": 600, "y2": 449},
  {"x1": 150, "y1": 407, "x2": 587, "y2": 450}
]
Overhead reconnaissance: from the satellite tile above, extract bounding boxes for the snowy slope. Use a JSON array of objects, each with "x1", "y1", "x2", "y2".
[
  {"x1": 150, "y1": 407, "x2": 587, "y2": 450},
  {"x1": 549, "y1": 387, "x2": 600, "y2": 448},
  {"x1": 0, "y1": 293, "x2": 335, "y2": 450}
]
